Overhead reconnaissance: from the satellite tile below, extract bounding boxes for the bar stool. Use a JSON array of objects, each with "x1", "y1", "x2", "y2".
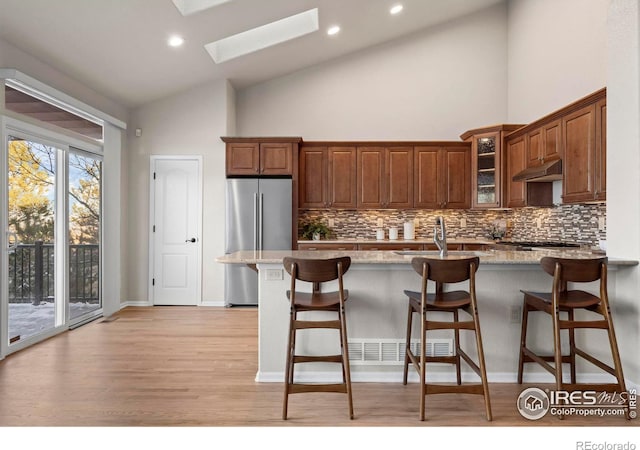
[
  {"x1": 517, "y1": 257, "x2": 628, "y2": 416},
  {"x1": 402, "y1": 256, "x2": 492, "y2": 421},
  {"x1": 282, "y1": 256, "x2": 353, "y2": 420}
]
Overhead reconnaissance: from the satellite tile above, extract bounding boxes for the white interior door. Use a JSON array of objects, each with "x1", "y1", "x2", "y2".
[{"x1": 151, "y1": 157, "x2": 201, "y2": 306}]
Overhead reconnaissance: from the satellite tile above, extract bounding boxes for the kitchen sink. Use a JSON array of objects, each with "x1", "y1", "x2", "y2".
[{"x1": 393, "y1": 250, "x2": 491, "y2": 257}]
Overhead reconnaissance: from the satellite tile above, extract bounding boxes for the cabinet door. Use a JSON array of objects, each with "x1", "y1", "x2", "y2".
[
  {"x1": 472, "y1": 132, "x2": 500, "y2": 208},
  {"x1": 299, "y1": 147, "x2": 327, "y2": 208},
  {"x1": 542, "y1": 119, "x2": 561, "y2": 162},
  {"x1": 357, "y1": 147, "x2": 385, "y2": 208},
  {"x1": 226, "y1": 143, "x2": 259, "y2": 175},
  {"x1": 298, "y1": 243, "x2": 358, "y2": 251},
  {"x1": 526, "y1": 128, "x2": 542, "y2": 168},
  {"x1": 442, "y1": 146, "x2": 470, "y2": 209},
  {"x1": 414, "y1": 146, "x2": 441, "y2": 209},
  {"x1": 562, "y1": 104, "x2": 596, "y2": 203},
  {"x1": 260, "y1": 143, "x2": 292, "y2": 175},
  {"x1": 328, "y1": 147, "x2": 357, "y2": 208},
  {"x1": 386, "y1": 147, "x2": 414, "y2": 208},
  {"x1": 595, "y1": 99, "x2": 606, "y2": 201},
  {"x1": 506, "y1": 136, "x2": 526, "y2": 207}
]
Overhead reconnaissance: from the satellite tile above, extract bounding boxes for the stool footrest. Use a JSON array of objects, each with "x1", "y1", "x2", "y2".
[
  {"x1": 426, "y1": 320, "x2": 475, "y2": 331},
  {"x1": 293, "y1": 355, "x2": 343, "y2": 364},
  {"x1": 294, "y1": 320, "x2": 341, "y2": 330},
  {"x1": 425, "y1": 383, "x2": 485, "y2": 395},
  {"x1": 288, "y1": 383, "x2": 348, "y2": 394}
]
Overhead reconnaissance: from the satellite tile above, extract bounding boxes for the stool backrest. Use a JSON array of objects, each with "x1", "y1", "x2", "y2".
[
  {"x1": 283, "y1": 256, "x2": 351, "y2": 283},
  {"x1": 410, "y1": 257, "x2": 479, "y2": 283},
  {"x1": 540, "y1": 257, "x2": 607, "y2": 283}
]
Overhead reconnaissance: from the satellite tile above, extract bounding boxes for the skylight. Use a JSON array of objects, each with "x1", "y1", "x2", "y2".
[
  {"x1": 171, "y1": 0, "x2": 233, "y2": 16},
  {"x1": 205, "y1": 8, "x2": 319, "y2": 64}
]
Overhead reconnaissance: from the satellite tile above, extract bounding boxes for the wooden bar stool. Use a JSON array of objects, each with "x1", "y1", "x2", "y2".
[
  {"x1": 402, "y1": 256, "x2": 491, "y2": 421},
  {"x1": 282, "y1": 256, "x2": 353, "y2": 420},
  {"x1": 517, "y1": 256, "x2": 628, "y2": 418}
]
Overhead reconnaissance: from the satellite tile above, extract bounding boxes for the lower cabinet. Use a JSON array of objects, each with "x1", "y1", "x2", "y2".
[
  {"x1": 358, "y1": 243, "x2": 422, "y2": 251},
  {"x1": 297, "y1": 243, "x2": 358, "y2": 251}
]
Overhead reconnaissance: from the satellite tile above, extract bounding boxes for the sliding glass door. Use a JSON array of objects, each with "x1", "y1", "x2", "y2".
[
  {"x1": 68, "y1": 150, "x2": 102, "y2": 323},
  {"x1": 6, "y1": 136, "x2": 62, "y2": 344},
  {"x1": 2, "y1": 124, "x2": 103, "y2": 353}
]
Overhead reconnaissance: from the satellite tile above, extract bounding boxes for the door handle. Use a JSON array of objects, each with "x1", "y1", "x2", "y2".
[
  {"x1": 185, "y1": 238, "x2": 196, "y2": 243},
  {"x1": 258, "y1": 193, "x2": 264, "y2": 250}
]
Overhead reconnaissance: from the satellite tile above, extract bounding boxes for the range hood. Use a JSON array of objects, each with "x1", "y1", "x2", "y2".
[{"x1": 513, "y1": 159, "x2": 562, "y2": 182}]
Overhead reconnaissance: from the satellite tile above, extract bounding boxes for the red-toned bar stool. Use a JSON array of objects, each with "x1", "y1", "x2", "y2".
[
  {"x1": 517, "y1": 256, "x2": 629, "y2": 419},
  {"x1": 402, "y1": 256, "x2": 492, "y2": 421},
  {"x1": 282, "y1": 256, "x2": 353, "y2": 420}
]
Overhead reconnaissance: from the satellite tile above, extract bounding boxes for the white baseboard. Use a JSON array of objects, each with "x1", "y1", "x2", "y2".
[
  {"x1": 120, "y1": 300, "x2": 152, "y2": 309},
  {"x1": 256, "y1": 369, "x2": 639, "y2": 389},
  {"x1": 200, "y1": 300, "x2": 225, "y2": 307}
]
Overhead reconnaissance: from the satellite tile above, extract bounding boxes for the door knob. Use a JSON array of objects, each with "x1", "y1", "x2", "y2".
[{"x1": 186, "y1": 238, "x2": 197, "y2": 243}]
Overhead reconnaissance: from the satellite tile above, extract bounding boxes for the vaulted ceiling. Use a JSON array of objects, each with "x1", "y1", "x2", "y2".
[{"x1": 0, "y1": 0, "x2": 503, "y2": 108}]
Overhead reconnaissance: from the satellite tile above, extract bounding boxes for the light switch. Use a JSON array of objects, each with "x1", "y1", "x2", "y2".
[
  {"x1": 460, "y1": 218, "x2": 467, "y2": 228},
  {"x1": 377, "y1": 218, "x2": 384, "y2": 227},
  {"x1": 598, "y1": 216, "x2": 606, "y2": 231},
  {"x1": 328, "y1": 218, "x2": 335, "y2": 228}
]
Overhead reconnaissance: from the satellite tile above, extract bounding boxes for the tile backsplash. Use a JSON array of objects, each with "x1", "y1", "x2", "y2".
[{"x1": 299, "y1": 203, "x2": 606, "y2": 246}]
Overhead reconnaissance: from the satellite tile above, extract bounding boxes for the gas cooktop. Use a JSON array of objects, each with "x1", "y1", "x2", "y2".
[{"x1": 495, "y1": 241, "x2": 580, "y2": 250}]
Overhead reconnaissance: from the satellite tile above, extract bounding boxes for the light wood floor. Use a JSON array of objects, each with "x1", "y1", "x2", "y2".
[{"x1": 0, "y1": 306, "x2": 636, "y2": 427}]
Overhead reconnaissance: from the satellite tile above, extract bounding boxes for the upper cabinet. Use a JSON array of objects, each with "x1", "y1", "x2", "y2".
[
  {"x1": 502, "y1": 87, "x2": 606, "y2": 206},
  {"x1": 357, "y1": 146, "x2": 413, "y2": 209},
  {"x1": 414, "y1": 144, "x2": 470, "y2": 209},
  {"x1": 299, "y1": 145, "x2": 357, "y2": 209},
  {"x1": 222, "y1": 137, "x2": 301, "y2": 176},
  {"x1": 461, "y1": 125, "x2": 524, "y2": 208},
  {"x1": 526, "y1": 120, "x2": 561, "y2": 168}
]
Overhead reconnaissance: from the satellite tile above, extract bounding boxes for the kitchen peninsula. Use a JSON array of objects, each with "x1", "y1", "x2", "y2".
[{"x1": 217, "y1": 249, "x2": 637, "y2": 384}]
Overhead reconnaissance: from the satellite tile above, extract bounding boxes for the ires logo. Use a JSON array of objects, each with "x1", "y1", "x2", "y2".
[{"x1": 517, "y1": 388, "x2": 636, "y2": 420}]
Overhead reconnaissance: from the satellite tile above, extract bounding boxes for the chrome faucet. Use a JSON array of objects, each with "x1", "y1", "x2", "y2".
[{"x1": 434, "y1": 216, "x2": 448, "y2": 257}]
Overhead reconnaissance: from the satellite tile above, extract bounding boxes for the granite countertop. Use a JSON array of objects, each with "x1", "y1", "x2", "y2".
[{"x1": 217, "y1": 249, "x2": 638, "y2": 266}]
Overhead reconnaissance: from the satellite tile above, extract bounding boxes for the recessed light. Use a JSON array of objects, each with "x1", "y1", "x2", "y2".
[
  {"x1": 390, "y1": 4, "x2": 404, "y2": 15},
  {"x1": 327, "y1": 25, "x2": 340, "y2": 36},
  {"x1": 168, "y1": 35, "x2": 185, "y2": 47}
]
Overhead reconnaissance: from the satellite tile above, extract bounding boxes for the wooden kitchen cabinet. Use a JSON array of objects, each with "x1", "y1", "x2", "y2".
[
  {"x1": 414, "y1": 145, "x2": 470, "y2": 209},
  {"x1": 562, "y1": 103, "x2": 597, "y2": 203},
  {"x1": 223, "y1": 137, "x2": 300, "y2": 176},
  {"x1": 298, "y1": 146, "x2": 357, "y2": 208},
  {"x1": 506, "y1": 136, "x2": 527, "y2": 208},
  {"x1": 297, "y1": 243, "x2": 358, "y2": 251},
  {"x1": 595, "y1": 98, "x2": 606, "y2": 201},
  {"x1": 358, "y1": 243, "x2": 422, "y2": 251},
  {"x1": 461, "y1": 124, "x2": 524, "y2": 209},
  {"x1": 357, "y1": 146, "x2": 413, "y2": 208},
  {"x1": 526, "y1": 120, "x2": 561, "y2": 168}
]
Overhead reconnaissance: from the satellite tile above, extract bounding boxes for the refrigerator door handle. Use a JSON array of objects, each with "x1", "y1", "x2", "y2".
[
  {"x1": 259, "y1": 193, "x2": 264, "y2": 250},
  {"x1": 253, "y1": 193, "x2": 258, "y2": 251}
]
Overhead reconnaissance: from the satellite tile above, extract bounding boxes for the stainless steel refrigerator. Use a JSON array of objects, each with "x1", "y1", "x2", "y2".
[{"x1": 225, "y1": 178, "x2": 292, "y2": 306}]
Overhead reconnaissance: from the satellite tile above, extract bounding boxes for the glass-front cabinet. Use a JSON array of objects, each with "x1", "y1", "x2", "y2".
[{"x1": 461, "y1": 124, "x2": 525, "y2": 209}]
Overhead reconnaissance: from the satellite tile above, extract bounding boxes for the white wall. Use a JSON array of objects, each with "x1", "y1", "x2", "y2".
[
  {"x1": 127, "y1": 80, "x2": 234, "y2": 305},
  {"x1": 237, "y1": 3, "x2": 508, "y2": 140},
  {"x1": 606, "y1": 0, "x2": 640, "y2": 387},
  {"x1": 507, "y1": 0, "x2": 608, "y2": 122}
]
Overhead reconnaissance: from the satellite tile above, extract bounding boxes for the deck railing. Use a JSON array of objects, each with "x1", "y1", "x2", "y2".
[{"x1": 8, "y1": 242, "x2": 99, "y2": 304}]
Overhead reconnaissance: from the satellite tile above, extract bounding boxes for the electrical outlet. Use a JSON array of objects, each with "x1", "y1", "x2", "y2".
[
  {"x1": 509, "y1": 305, "x2": 522, "y2": 323},
  {"x1": 414, "y1": 218, "x2": 420, "y2": 227},
  {"x1": 265, "y1": 269, "x2": 283, "y2": 281},
  {"x1": 328, "y1": 218, "x2": 335, "y2": 228},
  {"x1": 598, "y1": 216, "x2": 606, "y2": 231},
  {"x1": 460, "y1": 218, "x2": 467, "y2": 228},
  {"x1": 377, "y1": 218, "x2": 384, "y2": 227},
  {"x1": 536, "y1": 217, "x2": 542, "y2": 228}
]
